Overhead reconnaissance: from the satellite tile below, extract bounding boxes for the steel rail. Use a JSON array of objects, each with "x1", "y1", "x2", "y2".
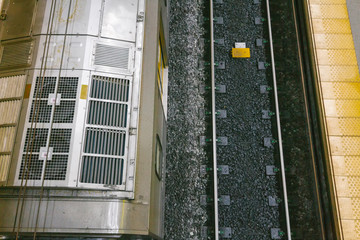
[
  {"x1": 209, "y1": 0, "x2": 219, "y2": 239},
  {"x1": 265, "y1": 0, "x2": 292, "y2": 239}
]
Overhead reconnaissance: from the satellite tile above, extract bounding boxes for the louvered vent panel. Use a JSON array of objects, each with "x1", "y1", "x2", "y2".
[
  {"x1": 84, "y1": 128, "x2": 126, "y2": 156},
  {"x1": 87, "y1": 101, "x2": 128, "y2": 127},
  {"x1": 0, "y1": 100, "x2": 21, "y2": 125},
  {"x1": 0, "y1": 127, "x2": 16, "y2": 152},
  {"x1": 80, "y1": 156, "x2": 124, "y2": 185},
  {"x1": 0, "y1": 75, "x2": 26, "y2": 183},
  {"x1": 94, "y1": 44, "x2": 130, "y2": 70},
  {"x1": 0, "y1": 155, "x2": 11, "y2": 182},
  {"x1": 81, "y1": 75, "x2": 131, "y2": 186},
  {"x1": 90, "y1": 76, "x2": 130, "y2": 102},
  {"x1": 0, "y1": 41, "x2": 33, "y2": 69},
  {"x1": 0, "y1": 75, "x2": 26, "y2": 99}
]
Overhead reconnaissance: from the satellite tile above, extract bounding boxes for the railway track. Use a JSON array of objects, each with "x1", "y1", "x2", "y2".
[{"x1": 207, "y1": 0, "x2": 291, "y2": 239}]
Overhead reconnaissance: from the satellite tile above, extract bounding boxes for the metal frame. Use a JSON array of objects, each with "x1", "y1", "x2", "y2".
[
  {"x1": 78, "y1": 71, "x2": 134, "y2": 191},
  {"x1": 13, "y1": 69, "x2": 82, "y2": 187}
]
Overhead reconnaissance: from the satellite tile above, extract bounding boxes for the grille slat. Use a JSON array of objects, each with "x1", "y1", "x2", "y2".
[
  {"x1": 90, "y1": 76, "x2": 130, "y2": 102},
  {"x1": 81, "y1": 75, "x2": 130, "y2": 186},
  {"x1": 94, "y1": 44, "x2": 130, "y2": 70},
  {"x1": 0, "y1": 41, "x2": 33, "y2": 68},
  {"x1": 80, "y1": 156, "x2": 124, "y2": 185},
  {"x1": 87, "y1": 101, "x2": 128, "y2": 127}
]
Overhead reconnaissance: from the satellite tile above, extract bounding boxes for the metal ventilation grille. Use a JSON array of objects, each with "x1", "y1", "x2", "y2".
[
  {"x1": 19, "y1": 76, "x2": 79, "y2": 183},
  {"x1": 58, "y1": 77, "x2": 79, "y2": 99},
  {"x1": 0, "y1": 41, "x2": 34, "y2": 69},
  {"x1": 94, "y1": 44, "x2": 130, "y2": 70},
  {"x1": 54, "y1": 101, "x2": 76, "y2": 123},
  {"x1": 80, "y1": 156, "x2": 124, "y2": 185},
  {"x1": 33, "y1": 77, "x2": 56, "y2": 98},
  {"x1": 87, "y1": 101, "x2": 128, "y2": 127},
  {"x1": 29, "y1": 100, "x2": 52, "y2": 123},
  {"x1": 84, "y1": 128, "x2": 126, "y2": 156},
  {"x1": 44, "y1": 155, "x2": 68, "y2": 180},
  {"x1": 81, "y1": 75, "x2": 131, "y2": 186},
  {"x1": 49, "y1": 129, "x2": 72, "y2": 153},
  {"x1": 23, "y1": 128, "x2": 49, "y2": 153},
  {"x1": 19, "y1": 154, "x2": 42, "y2": 180},
  {"x1": 90, "y1": 76, "x2": 130, "y2": 102}
]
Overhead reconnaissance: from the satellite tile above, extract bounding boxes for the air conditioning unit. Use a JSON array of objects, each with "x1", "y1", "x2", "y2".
[{"x1": 1, "y1": 0, "x2": 143, "y2": 200}]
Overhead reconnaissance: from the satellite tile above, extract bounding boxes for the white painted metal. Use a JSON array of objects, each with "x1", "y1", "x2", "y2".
[
  {"x1": 210, "y1": 0, "x2": 219, "y2": 239},
  {"x1": 32, "y1": 0, "x2": 102, "y2": 36},
  {"x1": 266, "y1": 0, "x2": 292, "y2": 239},
  {"x1": 101, "y1": 0, "x2": 138, "y2": 42},
  {"x1": 8, "y1": 0, "x2": 144, "y2": 195}
]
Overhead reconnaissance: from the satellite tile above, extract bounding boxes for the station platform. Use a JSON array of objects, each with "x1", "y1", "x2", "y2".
[{"x1": 306, "y1": 0, "x2": 360, "y2": 239}]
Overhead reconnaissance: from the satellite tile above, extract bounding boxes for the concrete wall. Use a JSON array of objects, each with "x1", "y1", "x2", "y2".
[{"x1": 347, "y1": 0, "x2": 360, "y2": 73}]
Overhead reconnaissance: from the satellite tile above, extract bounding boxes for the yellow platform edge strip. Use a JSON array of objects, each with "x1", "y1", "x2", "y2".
[{"x1": 307, "y1": 1, "x2": 360, "y2": 239}]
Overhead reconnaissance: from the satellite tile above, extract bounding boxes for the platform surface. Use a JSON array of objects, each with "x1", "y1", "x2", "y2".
[{"x1": 307, "y1": 0, "x2": 360, "y2": 239}]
